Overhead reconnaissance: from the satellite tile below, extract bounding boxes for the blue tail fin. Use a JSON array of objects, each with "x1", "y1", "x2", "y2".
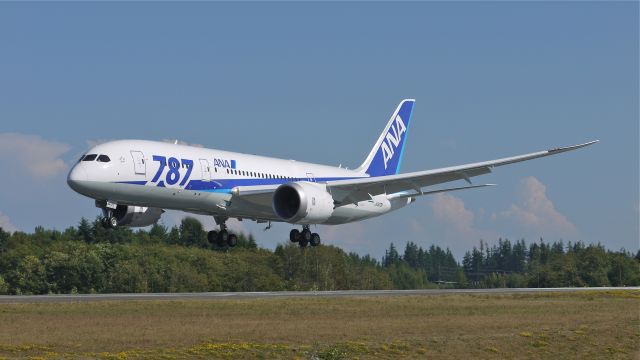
[{"x1": 357, "y1": 99, "x2": 415, "y2": 177}]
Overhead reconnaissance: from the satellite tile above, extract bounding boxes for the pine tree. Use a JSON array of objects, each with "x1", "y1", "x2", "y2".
[
  {"x1": 403, "y1": 242, "x2": 419, "y2": 269},
  {"x1": 77, "y1": 218, "x2": 93, "y2": 243},
  {"x1": 383, "y1": 243, "x2": 400, "y2": 267}
]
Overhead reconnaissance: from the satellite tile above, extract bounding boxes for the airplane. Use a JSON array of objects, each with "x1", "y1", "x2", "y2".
[{"x1": 67, "y1": 99, "x2": 598, "y2": 248}]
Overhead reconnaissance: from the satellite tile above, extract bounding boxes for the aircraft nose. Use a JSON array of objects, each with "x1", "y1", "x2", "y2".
[{"x1": 67, "y1": 165, "x2": 88, "y2": 191}]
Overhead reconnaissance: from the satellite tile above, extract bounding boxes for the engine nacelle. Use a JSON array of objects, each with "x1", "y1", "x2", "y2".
[
  {"x1": 272, "y1": 182, "x2": 334, "y2": 224},
  {"x1": 113, "y1": 205, "x2": 163, "y2": 227}
]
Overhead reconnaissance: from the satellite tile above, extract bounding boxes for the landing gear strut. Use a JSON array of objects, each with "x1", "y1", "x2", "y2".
[
  {"x1": 290, "y1": 225, "x2": 320, "y2": 247},
  {"x1": 100, "y1": 205, "x2": 118, "y2": 229},
  {"x1": 208, "y1": 216, "x2": 237, "y2": 247}
]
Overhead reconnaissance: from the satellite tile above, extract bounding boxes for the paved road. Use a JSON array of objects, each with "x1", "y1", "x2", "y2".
[{"x1": 0, "y1": 287, "x2": 636, "y2": 303}]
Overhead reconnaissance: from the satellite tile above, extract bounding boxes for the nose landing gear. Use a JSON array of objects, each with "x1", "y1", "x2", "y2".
[
  {"x1": 208, "y1": 216, "x2": 237, "y2": 247},
  {"x1": 98, "y1": 201, "x2": 119, "y2": 229},
  {"x1": 289, "y1": 225, "x2": 320, "y2": 247}
]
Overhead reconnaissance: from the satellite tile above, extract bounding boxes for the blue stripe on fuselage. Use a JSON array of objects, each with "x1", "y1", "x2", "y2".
[{"x1": 113, "y1": 176, "x2": 363, "y2": 193}]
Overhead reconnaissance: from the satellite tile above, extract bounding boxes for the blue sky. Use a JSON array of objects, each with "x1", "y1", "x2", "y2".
[{"x1": 0, "y1": 2, "x2": 637, "y2": 259}]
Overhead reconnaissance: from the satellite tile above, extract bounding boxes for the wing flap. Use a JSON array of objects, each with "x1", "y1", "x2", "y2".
[{"x1": 387, "y1": 183, "x2": 496, "y2": 200}]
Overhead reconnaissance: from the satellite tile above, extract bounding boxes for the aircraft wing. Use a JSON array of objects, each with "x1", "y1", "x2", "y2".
[{"x1": 326, "y1": 140, "x2": 598, "y2": 205}]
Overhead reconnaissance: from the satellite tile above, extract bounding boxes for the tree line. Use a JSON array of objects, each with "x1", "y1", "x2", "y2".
[{"x1": 0, "y1": 217, "x2": 637, "y2": 295}]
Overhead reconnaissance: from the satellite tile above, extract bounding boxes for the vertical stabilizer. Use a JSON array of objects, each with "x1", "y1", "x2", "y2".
[{"x1": 356, "y1": 99, "x2": 415, "y2": 177}]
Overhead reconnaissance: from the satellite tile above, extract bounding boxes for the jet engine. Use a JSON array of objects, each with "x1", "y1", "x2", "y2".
[
  {"x1": 112, "y1": 205, "x2": 163, "y2": 227},
  {"x1": 272, "y1": 182, "x2": 334, "y2": 224}
]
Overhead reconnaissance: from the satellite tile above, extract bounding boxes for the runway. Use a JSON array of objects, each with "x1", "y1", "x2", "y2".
[{"x1": 0, "y1": 287, "x2": 636, "y2": 303}]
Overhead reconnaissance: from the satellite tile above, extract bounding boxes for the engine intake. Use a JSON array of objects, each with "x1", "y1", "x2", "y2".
[{"x1": 272, "y1": 182, "x2": 334, "y2": 224}]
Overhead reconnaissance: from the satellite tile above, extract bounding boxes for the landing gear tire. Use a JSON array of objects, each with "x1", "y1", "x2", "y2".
[
  {"x1": 207, "y1": 230, "x2": 218, "y2": 244},
  {"x1": 289, "y1": 229, "x2": 301, "y2": 243},
  {"x1": 108, "y1": 216, "x2": 118, "y2": 229},
  {"x1": 227, "y1": 234, "x2": 237, "y2": 247},
  {"x1": 301, "y1": 229, "x2": 312, "y2": 243},
  {"x1": 101, "y1": 217, "x2": 109, "y2": 229},
  {"x1": 310, "y1": 233, "x2": 321, "y2": 247},
  {"x1": 299, "y1": 237, "x2": 309, "y2": 248},
  {"x1": 217, "y1": 230, "x2": 229, "y2": 247}
]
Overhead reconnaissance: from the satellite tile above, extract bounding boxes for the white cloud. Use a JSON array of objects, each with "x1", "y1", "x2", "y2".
[
  {"x1": 499, "y1": 176, "x2": 577, "y2": 235},
  {"x1": 0, "y1": 212, "x2": 18, "y2": 233},
  {"x1": 431, "y1": 193, "x2": 475, "y2": 235},
  {"x1": 430, "y1": 193, "x2": 498, "y2": 240},
  {"x1": 428, "y1": 193, "x2": 499, "y2": 255},
  {"x1": 0, "y1": 133, "x2": 70, "y2": 178},
  {"x1": 425, "y1": 177, "x2": 579, "y2": 256}
]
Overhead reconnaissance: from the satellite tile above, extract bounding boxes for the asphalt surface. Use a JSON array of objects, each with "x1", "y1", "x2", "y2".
[{"x1": 0, "y1": 287, "x2": 636, "y2": 303}]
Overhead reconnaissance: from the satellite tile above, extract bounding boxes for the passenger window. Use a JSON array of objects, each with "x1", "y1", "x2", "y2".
[
  {"x1": 97, "y1": 155, "x2": 111, "y2": 163},
  {"x1": 82, "y1": 154, "x2": 97, "y2": 161}
]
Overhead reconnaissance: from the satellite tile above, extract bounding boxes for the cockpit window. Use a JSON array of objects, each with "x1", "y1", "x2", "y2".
[
  {"x1": 82, "y1": 154, "x2": 98, "y2": 161},
  {"x1": 97, "y1": 155, "x2": 111, "y2": 163},
  {"x1": 78, "y1": 155, "x2": 86, "y2": 163}
]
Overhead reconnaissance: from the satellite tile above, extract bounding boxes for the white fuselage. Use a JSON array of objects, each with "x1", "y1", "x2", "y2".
[{"x1": 67, "y1": 140, "x2": 411, "y2": 225}]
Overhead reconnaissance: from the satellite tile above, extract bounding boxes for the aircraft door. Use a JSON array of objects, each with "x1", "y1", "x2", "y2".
[
  {"x1": 130, "y1": 151, "x2": 146, "y2": 175},
  {"x1": 199, "y1": 159, "x2": 212, "y2": 181},
  {"x1": 306, "y1": 172, "x2": 316, "y2": 182}
]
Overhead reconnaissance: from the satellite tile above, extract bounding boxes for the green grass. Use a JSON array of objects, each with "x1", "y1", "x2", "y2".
[{"x1": 0, "y1": 290, "x2": 638, "y2": 359}]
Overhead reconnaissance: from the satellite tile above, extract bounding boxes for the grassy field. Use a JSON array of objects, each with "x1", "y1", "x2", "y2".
[{"x1": 0, "y1": 290, "x2": 637, "y2": 359}]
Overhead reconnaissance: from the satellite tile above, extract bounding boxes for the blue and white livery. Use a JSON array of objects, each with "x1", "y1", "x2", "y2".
[{"x1": 67, "y1": 99, "x2": 598, "y2": 247}]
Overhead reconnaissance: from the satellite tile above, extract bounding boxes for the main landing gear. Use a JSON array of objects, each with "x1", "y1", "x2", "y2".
[
  {"x1": 289, "y1": 225, "x2": 321, "y2": 247},
  {"x1": 208, "y1": 216, "x2": 237, "y2": 247}
]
